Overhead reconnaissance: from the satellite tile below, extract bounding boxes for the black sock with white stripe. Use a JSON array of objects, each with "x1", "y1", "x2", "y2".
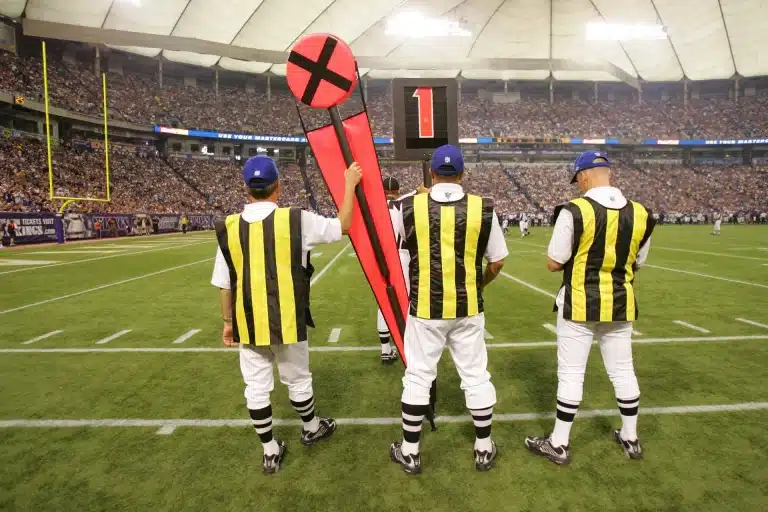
[
  {"x1": 401, "y1": 402, "x2": 427, "y2": 456},
  {"x1": 249, "y1": 405, "x2": 279, "y2": 455},
  {"x1": 291, "y1": 396, "x2": 320, "y2": 433},
  {"x1": 379, "y1": 331, "x2": 392, "y2": 354},
  {"x1": 471, "y1": 407, "x2": 493, "y2": 452},
  {"x1": 551, "y1": 398, "x2": 579, "y2": 447},
  {"x1": 617, "y1": 396, "x2": 640, "y2": 441}
]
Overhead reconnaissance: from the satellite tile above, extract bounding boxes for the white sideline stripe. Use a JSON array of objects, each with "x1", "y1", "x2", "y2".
[
  {"x1": 644, "y1": 264, "x2": 768, "y2": 289},
  {"x1": 95, "y1": 330, "x2": 132, "y2": 345},
  {"x1": 483, "y1": 329, "x2": 494, "y2": 340},
  {"x1": 310, "y1": 243, "x2": 350, "y2": 286},
  {"x1": 0, "y1": 402, "x2": 765, "y2": 432},
  {"x1": 673, "y1": 320, "x2": 711, "y2": 333},
  {"x1": 0, "y1": 259, "x2": 212, "y2": 316},
  {"x1": 654, "y1": 246, "x2": 768, "y2": 261},
  {"x1": 632, "y1": 330, "x2": 643, "y2": 336},
  {"x1": 1, "y1": 335, "x2": 766, "y2": 354},
  {"x1": 21, "y1": 330, "x2": 64, "y2": 345},
  {"x1": 328, "y1": 328, "x2": 342, "y2": 343},
  {"x1": 0, "y1": 259, "x2": 60, "y2": 266},
  {"x1": 29, "y1": 250, "x2": 125, "y2": 255},
  {"x1": 172, "y1": 329, "x2": 201, "y2": 344},
  {"x1": 542, "y1": 323, "x2": 557, "y2": 334},
  {"x1": 735, "y1": 318, "x2": 768, "y2": 330},
  {"x1": 0, "y1": 240, "x2": 210, "y2": 276},
  {"x1": 501, "y1": 272, "x2": 556, "y2": 298}
]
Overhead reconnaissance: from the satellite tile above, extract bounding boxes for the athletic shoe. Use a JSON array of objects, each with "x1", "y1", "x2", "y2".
[
  {"x1": 381, "y1": 349, "x2": 399, "y2": 366},
  {"x1": 300, "y1": 416, "x2": 336, "y2": 446},
  {"x1": 613, "y1": 430, "x2": 643, "y2": 460},
  {"x1": 262, "y1": 439, "x2": 286, "y2": 474},
  {"x1": 474, "y1": 440, "x2": 498, "y2": 472},
  {"x1": 390, "y1": 441, "x2": 421, "y2": 475},
  {"x1": 524, "y1": 435, "x2": 571, "y2": 465}
]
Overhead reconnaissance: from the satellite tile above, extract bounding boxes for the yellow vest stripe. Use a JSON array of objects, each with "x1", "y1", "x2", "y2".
[
  {"x1": 226, "y1": 215, "x2": 249, "y2": 343},
  {"x1": 624, "y1": 202, "x2": 648, "y2": 320},
  {"x1": 464, "y1": 195, "x2": 482, "y2": 316},
  {"x1": 570, "y1": 198, "x2": 594, "y2": 322},
  {"x1": 414, "y1": 194, "x2": 431, "y2": 319},
  {"x1": 248, "y1": 221, "x2": 270, "y2": 345},
  {"x1": 440, "y1": 205, "x2": 457, "y2": 319},
  {"x1": 599, "y1": 209, "x2": 620, "y2": 321},
  {"x1": 274, "y1": 208, "x2": 298, "y2": 344}
]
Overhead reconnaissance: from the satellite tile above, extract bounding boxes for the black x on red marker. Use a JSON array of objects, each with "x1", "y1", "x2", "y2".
[{"x1": 288, "y1": 36, "x2": 354, "y2": 107}]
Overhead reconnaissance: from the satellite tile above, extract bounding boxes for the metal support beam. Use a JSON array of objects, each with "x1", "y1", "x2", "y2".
[
  {"x1": 94, "y1": 46, "x2": 100, "y2": 78},
  {"x1": 266, "y1": 75, "x2": 271, "y2": 102},
  {"x1": 158, "y1": 58, "x2": 163, "y2": 89}
]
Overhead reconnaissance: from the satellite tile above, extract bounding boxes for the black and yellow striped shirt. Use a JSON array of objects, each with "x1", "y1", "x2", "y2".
[
  {"x1": 559, "y1": 197, "x2": 655, "y2": 322},
  {"x1": 215, "y1": 208, "x2": 310, "y2": 345},
  {"x1": 401, "y1": 193, "x2": 494, "y2": 319}
]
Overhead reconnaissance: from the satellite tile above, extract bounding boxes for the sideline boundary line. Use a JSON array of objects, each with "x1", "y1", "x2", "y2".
[
  {"x1": 0, "y1": 402, "x2": 765, "y2": 435},
  {"x1": 1, "y1": 335, "x2": 765, "y2": 354}
]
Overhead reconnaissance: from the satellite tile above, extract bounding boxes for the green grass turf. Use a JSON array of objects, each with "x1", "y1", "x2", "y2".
[{"x1": 0, "y1": 225, "x2": 766, "y2": 510}]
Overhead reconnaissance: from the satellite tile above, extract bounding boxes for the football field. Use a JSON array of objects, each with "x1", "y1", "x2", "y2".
[{"x1": 1, "y1": 226, "x2": 767, "y2": 511}]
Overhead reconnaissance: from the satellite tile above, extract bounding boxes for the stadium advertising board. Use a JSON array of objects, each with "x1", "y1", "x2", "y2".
[{"x1": 0, "y1": 212, "x2": 58, "y2": 243}]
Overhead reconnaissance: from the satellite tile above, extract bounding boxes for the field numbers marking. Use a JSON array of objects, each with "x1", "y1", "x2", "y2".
[
  {"x1": 328, "y1": 328, "x2": 342, "y2": 343},
  {"x1": 735, "y1": 318, "x2": 768, "y2": 330},
  {"x1": 172, "y1": 329, "x2": 201, "y2": 344},
  {"x1": 95, "y1": 329, "x2": 132, "y2": 345},
  {"x1": 21, "y1": 330, "x2": 64, "y2": 345},
  {"x1": 672, "y1": 320, "x2": 711, "y2": 333}
]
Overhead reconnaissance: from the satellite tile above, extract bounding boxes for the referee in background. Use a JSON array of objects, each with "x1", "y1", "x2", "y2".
[
  {"x1": 388, "y1": 145, "x2": 508, "y2": 474},
  {"x1": 211, "y1": 155, "x2": 362, "y2": 474},
  {"x1": 525, "y1": 150, "x2": 655, "y2": 465}
]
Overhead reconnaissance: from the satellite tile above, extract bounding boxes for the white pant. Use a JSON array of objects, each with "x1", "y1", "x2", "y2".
[
  {"x1": 239, "y1": 342, "x2": 313, "y2": 410},
  {"x1": 520, "y1": 221, "x2": 528, "y2": 233},
  {"x1": 376, "y1": 256, "x2": 410, "y2": 335},
  {"x1": 556, "y1": 309, "x2": 639, "y2": 403},
  {"x1": 714, "y1": 220, "x2": 721, "y2": 231},
  {"x1": 402, "y1": 313, "x2": 496, "y2": 409}
]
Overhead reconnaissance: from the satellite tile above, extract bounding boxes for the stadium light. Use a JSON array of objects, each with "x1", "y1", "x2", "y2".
[
  {"x1": 385, "y1": 11, "x2": 471, "y2": 38},
  {"x1": 586, "y1": 22, "x2": 667, "y2": 41}
]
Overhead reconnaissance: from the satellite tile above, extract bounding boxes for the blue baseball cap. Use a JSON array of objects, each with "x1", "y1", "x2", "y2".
[
  {"x1": 430, "y1": 145, "x2": 464, "y2": 176},
  {"x1": 571, "y1": 150, "x2": 611, "y2": 183},
  {"x1": 242, "y1": 156, "x2": 279, "y2": 188}
]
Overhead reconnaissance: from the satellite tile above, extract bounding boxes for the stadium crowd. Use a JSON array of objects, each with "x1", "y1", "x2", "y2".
[{"x1": 2, "y1": 49, "x2": 768, "y2": 140}]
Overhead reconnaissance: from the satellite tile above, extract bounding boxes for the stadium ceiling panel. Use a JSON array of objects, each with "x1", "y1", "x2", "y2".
[
  {"x1": 2, "y1": 0, "x2": 764, "y2": 82},
  {"x1": 653, "y1": 0, "x2": 735, "y2": 80},
  {"x1": 721, "y1": 0, "x2": 768, "y2": 78}
]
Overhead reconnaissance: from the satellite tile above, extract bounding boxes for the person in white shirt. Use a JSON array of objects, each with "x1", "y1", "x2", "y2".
[
  {"x1": 387, "y1": 145, "x2": 509, "y2": 474},
  {"x1": 712, "y1": 212, "x2": 722, "y2": 235},
  {"x1": 525, "y1": 150, "x2": 654, "y2": 465},
  {"x1": 211, "y1": 155, "x2": 361, "y2": 474}
]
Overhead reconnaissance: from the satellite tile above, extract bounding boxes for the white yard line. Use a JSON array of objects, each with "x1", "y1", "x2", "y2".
[
  {"x1": 483, "y1": 329, "x2": 494, "y2": 340},
  {"x1": 310, "y1": 243, "x2": 350, "y2": 286},
  {"x1": 735, "y1": 318, "x2": 768, "y2": 330},
  {"x1": 328, "y1": 328, "x2": 342, "y2": 343},
  {"x1": 0, "y1": 402, "x2": 764, "y2": 435},
  {"x1": 21, "y1": 330, "x2": 64, "y2": 345},
  {"x1": 542, "y1": 323, "x2": 557, "y2": 334},
  {"x1": 1, "y1": 334, "x2": 765, "y2": 354},
  {"x1": 672, "y1": 320, "x2": 711, "y2": 333},
  {"x1": 172, "y1": 329, "x2": 202, "y2": 344},
  {"x1": 29, "y1": 250, "x2": 125, "y2": 255},
  {"x1": 653, "y1": 246, "x2": 768, "y2": 262},
  {"x1": 313, "y1": 252, "x2": 323, "y2": 257},
  {"x1": 95, "y1": 329, "x2": 132, "y2": 345},
  {"x1": 644, "y1": 264, "x2": 768, "y2": 290},
  {"x1": 632, "y1": 330, "x2": 643, "y2": 336},
  {"x1": 501, "y1": 272, "x2": 556, "y2": 298},
  {"x1": 0, "y1": 258, "x2": 212, "y2": 316},
  {"x1": 0, "y1": 240, "x2": 210, "y2": 276},
  {"x1": 0, "y1": 259, "x2": 60, "y2": 266}
]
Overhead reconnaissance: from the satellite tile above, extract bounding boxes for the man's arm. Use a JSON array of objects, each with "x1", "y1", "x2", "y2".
[
  {"x1": 338, "y1": 162, "x2": 363, "y2": 234},
  {"x1": 219, "y1": 288, "x2": 236, "y2": 347},
  {"x1": 482, "y1": 211, "x2": 509, "y2": 289},
  {"x1": 547, "y1": 208, "x2": 574, "y2": 272},
  {"x1": 482, "y1": 259, "x2": 505, "y2": 288}
]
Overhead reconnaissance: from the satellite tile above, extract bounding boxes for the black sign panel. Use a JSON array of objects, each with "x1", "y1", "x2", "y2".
[{"x1": 393, "y1": 78, "x2": 458, "y2": 161}]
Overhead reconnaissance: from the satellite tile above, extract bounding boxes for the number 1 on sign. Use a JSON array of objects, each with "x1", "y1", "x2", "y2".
[{"x1": 413, "y1": 87, "x2": 434, "y2": 138}]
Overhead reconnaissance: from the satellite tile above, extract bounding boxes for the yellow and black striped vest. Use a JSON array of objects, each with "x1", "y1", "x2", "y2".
[
  {"x1": 559, "y1": 197, "x2": 655, "y2": 322},
  {"x1": 401, "y1": 193, "x2": 494, "y2": 319},
  {"x1": 215, "y1": 208, "x2": 310, "y2": 345}
]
